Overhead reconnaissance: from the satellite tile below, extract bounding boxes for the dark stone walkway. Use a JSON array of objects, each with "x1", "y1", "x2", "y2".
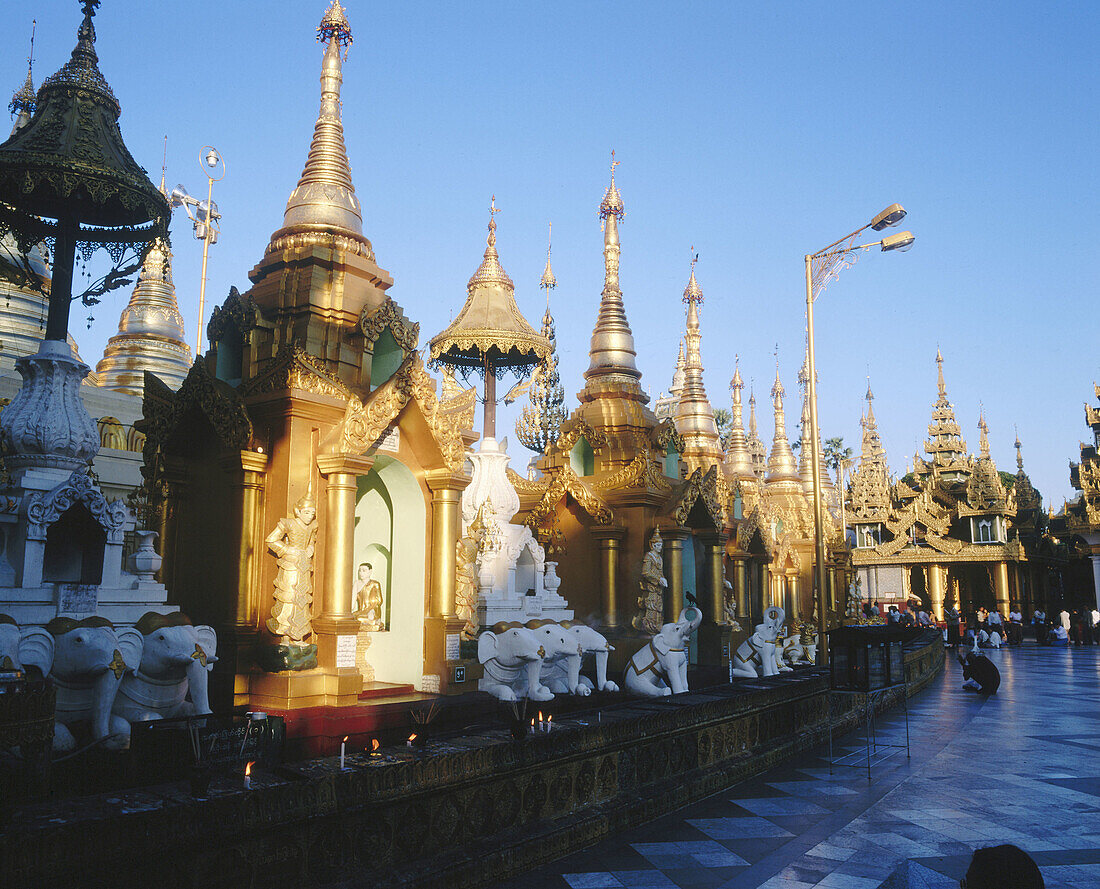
[{"x1": 495, "y1": 644, "x2": 1100, "y2": 889}]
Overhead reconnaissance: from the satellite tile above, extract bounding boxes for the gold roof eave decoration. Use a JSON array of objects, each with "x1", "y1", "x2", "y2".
[{"x1": 429, "y1": 198, "x2": 550, "y2": 378}]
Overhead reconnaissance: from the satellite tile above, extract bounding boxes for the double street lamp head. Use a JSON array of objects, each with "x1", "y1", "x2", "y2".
[
  {"x1": 870, "y1": 203, "x2": 907, "y2": 231},
  {"x1": 880, "y1": 230, "x2": 915, "y2": 252}
]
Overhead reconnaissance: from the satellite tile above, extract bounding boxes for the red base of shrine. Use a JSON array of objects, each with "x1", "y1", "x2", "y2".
[{"x1": 263, "y1": 682, "x2": 430, "y2": 758}]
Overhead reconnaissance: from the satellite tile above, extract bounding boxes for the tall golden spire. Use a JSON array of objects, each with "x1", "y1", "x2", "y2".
[
  {"x1": 8, "y1": 19, "x2": 36, "y2": 136},
  {"x1": 746, "y1": 383, "x2": 767, "y2": 479},
  {"x1": 796, "y1": 344, "x2": 835, "y2": 500},
  {"x1": 977, "y1": 408, "x2": 990, "y2": 459},
  {"x1": 724, "y1": 358, "x2": 756, "y2": 481},
  {"x1": 673, "y1": 251, "x2": 723, "y2": 473},
  {"x1": 585, "y1": 150, "x2": 642, "y2": 384},
  {"x1": 924, "y1": 348, "x2": 968, "y2": 474},
  {"x1": 1015, "y1": 426, "x2": 1024, "y2": 472},
  {"x1": 670, "y1": 340, "x2": 686, "y2": 396},
  {"x1": 766, "y1": 358, "x2": 800, "y2": 489},
  {"x1": 279, "y1": 2, "x2": 364, "y2": 241},
  {"x1": 539, "y1": 222, "x2": 556, "y2": 293},
  {"x1": 848, "y1": 376, "x2": 891, "y2": 521}
]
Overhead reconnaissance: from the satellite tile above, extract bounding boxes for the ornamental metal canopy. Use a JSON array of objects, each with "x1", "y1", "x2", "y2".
[
  {"x1": 0, "y1": 0, "x2": 166, "y2": 248},
  {"x1": 429, "y1": 199, "x2": 549, "y2": 379}
]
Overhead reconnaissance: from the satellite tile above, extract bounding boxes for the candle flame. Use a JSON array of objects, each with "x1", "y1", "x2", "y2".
[
  {"x1": 538, "y1": 711, "x2": 543, "y2": 721},
  {"x1": 547, "y1": 715, "x2": 552, "y2": 724},
  {"x1": 245, "y1": 761, "x2": 254, "y2": 777},
  {"x1": 342, "y1": 735, "x2": 349, "y2": 743},
  {"x1": 371, "y1": 738, "x2": 380, "y2": 752},
  {"x1": 408, "y1": 733, "x2": 417, "y2": 742}
]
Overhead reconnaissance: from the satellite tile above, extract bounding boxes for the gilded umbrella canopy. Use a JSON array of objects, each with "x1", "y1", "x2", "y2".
[
  {"x1": 0, "y1": 0, "x2": 167, "y2": 341},
  {"x1": 429, "y1": 199, "x2": 550, "y2": 439}
]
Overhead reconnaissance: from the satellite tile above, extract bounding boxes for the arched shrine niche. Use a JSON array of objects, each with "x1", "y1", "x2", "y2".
[
  {"x1": 43, "y1": 502, "x2": 105, "y2": 586},
  {"x1": 353, "y1": 455, "x2": 426, "y2": 687}
]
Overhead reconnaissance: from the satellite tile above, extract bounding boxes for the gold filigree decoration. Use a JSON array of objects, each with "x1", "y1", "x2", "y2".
[
  {"x1": 735, "y1": 504, "x2": 773, "y2": 556},
  {"x1": 207, "y1": 286, "x2": 256, "y2": 346},
  {"x1": 321, "y1": 353, "x2": 468, "y2": 470},
  {"x1": 506, "y1": 467, "x2": 550, "y2": 496},
  {"x1": 524, "y1": 463, "x2": 613, "y2": 528},
  {"x1": 240, "y1": 343, "x2": 351, "y2": 401},
  {"x1": 556, "y1": 418, "x2": 609, "y2": 455},
  {"x1": 138, "y1": 360, "x2": 253, "y2": 483},
  {"x1": 670, "y1": 466, "x2": 723, "y2": 529},
  {"x1": 359, "y1": 297, "x2": 420, "y2": 352},
  {"x1": 774, "y1": 532, "x2": 802, "y2": 571},
  {"x1": 265, "y1": 227, "x2": 375, "y2": 262},
  {"x1": 652, "y1": 419, "x2": 685, "y2": 455}
]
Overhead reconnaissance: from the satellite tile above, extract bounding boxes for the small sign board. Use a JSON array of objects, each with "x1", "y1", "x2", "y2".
[
  {"x1": 57, "y1": 583, "x2": 98, "y2": 616},
  {"x1": 335, "y1": 634, "x2": 357, "y2": 668},
  {"x1": 445, "y1": 633, "x2": 461, "y2": 661},
  {"x1": 129, "y1": 713, "x2": 285, "y2": 782},
  {"x1": 378, "y1": 426, "x2": 400, "y2": 453},
  {"x1": 453, "y1": 665, "x2": 466, "y2": 684}
]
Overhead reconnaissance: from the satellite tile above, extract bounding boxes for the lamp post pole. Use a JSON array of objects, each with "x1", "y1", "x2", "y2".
[
  {"x1": 195, "y1": 170, "x2": 215, "y2": 356},
  {"x1": 805, "y1": 254, "x2": 828, "y2": 664},
  {"x1": 193, "y1": 145, "x2": 224, "y2": 357},
  {"x1": 803, "y1": 205, "x2": 914, "y2": 666}
]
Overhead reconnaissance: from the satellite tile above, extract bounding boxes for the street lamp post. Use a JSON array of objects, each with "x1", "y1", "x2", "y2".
[
  {"x1": 805, "y1": 205, "x2": 914, "y2": 664},
  {"x1": 169, "y1": 146, "x2": 225, "y2": 356}
]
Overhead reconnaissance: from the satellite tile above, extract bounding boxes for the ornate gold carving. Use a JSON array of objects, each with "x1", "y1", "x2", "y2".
[
  {"x1": 506, "y1": 468, "x2": 550, "y2": 496},
  {"x1": 139, "y1": 360, "x2": 253, "y2": 482},
  {"x1": 652, "y1": 419, "x2": 684, "y2": 455},
  {"x1": 359, "y1": 297, "x2": 420, "y2": 352},
  {"x1": 321, "y1": 353, "x2": 469, "y2": 471},
  {"x1": 207, "y1": 286, "x2": 256, "y2": 346},
  {"x1": 670, "y1": 466, "x2": 723, "y2": 529},
  {"x1": 240, "y1": 343, "x2": 350, "y2": 401},
  {"x1": 524, "y1": 464, "x2": 613, "y2": 528},
  {"x1": 556, "y1": 418, "x2": 609, "y2": 455}
]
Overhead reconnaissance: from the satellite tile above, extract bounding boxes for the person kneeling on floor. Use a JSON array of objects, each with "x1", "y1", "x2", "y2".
[{"x1": 957, "y1": 648, "x2": 1001, "y2": 695}]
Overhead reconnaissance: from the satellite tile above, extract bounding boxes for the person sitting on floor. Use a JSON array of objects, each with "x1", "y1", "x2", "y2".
[
  {"x1": 978, "y1": 628, "x2": 1003, "y2": 649},
  {"x1": 961, "y1": 843, "x2": 1044, "y2": 888},
  {"x1": 958, "y1": 648, "x2": 1001, "y2": 695},
  {"x1": 1050, "y1": 624, "x2": 1070, "y2": 646}
]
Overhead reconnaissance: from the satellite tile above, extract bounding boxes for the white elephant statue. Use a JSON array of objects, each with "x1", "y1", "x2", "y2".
[
  {"x1": 530, "y1": 620, "x2": 588, "y2": 696},
  {"x1": 478, "y1": 623, "x2": 554, "y2": 702},
  {"x1": 731, "y1": 606, "x2": 787, "y2": 679},
  {"x1": 47, "y1": 616, "x2": 142, "y2": 752},
  {"x1": 113, "y1": 612, "x2": 218, "y2": 730},
  {"x1": 564, "y1": 622, "x2": 619, "y2": 692},
  {"x1": 0, "y1": 614, "x2": 54, "y2": 676},
  {"x1": 624, "y1": 607, "x2": 703, "y2": 697}
]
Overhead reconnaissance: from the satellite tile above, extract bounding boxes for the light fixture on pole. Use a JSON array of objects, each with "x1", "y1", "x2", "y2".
[
  {"x1": 804, "y1": 205, "x2": 914, "y2": 665},
  {"x1": 169, "y1": 145, "x2": 225, "y2": 356}
]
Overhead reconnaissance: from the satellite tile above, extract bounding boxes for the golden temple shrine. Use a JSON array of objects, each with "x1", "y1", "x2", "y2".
[{"x1": 847, "y1": 351, "x2": 1058, "y2": 619}]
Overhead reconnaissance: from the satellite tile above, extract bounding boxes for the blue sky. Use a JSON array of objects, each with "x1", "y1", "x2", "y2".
[{"x1": 4, "y1": 1, "x2": 1098, "y2": 505}]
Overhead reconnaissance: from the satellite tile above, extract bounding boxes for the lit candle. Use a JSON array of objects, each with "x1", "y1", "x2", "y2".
[
  {"x1": 530, "y1": 718, "x2": 536, "y2": 734},
  {"x1": 244, "y1": 761, "x2": 253, "y2": 790},
  {"x1": 370, "y1": 738, "x2": 381, "y2": 757},
  {"x1": 407, "y1": 733, "x2": 417, "y2": 748},
  {"x1": 546, "y1": 715, "x2": 552, "y2": 733},
  {"x1": 538, "y1": 711, "x2": 544, "y2": 731},
  {"x1": 340, "y1": 735, "x2": 348, "y2": 770}
]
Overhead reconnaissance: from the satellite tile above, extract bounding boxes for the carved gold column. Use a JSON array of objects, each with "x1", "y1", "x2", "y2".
[
  {"x1": 733, "y1": 557, "x2": 749, "y2": 623},
  {"x1": 423, "y1": 469, "x2": 472, "y2": 696},
  {"x1": 758, "y1": 560, "x2": 769, "y2": 622},
  {"x1": 993, "y1": 561, "x2": 1010, "y2": 615},
  {"x1": 663, "y1": 529, "x2": 688, "y2": 622},
  {"x1": 788, "y1": 573, "x2": 800, "y2": 620},
  {"x1": 592, "y1": 528, "x2": 625, "y2": 628},
  {"x1": 928, "y1": 563, "x2": 945, "y2": 621},
  {"x1": 314, "y1": 453, "x2": 374, "y2": 703},
  {"x1": 706, "y1": 536, "x2": 726, "y2": 622},
  {"x1": 236, "y1": 449, "x2": 269, "y2": 628}
]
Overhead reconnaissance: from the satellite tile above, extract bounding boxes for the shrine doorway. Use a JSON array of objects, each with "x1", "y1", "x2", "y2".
[{"x1": 354, "y1": 455, "x2": 426, "y2": 687}]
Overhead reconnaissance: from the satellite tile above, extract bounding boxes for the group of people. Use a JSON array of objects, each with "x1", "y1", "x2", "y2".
[{"x1": 1031, "y1": 606, "x2": 1100, "y2": 646}]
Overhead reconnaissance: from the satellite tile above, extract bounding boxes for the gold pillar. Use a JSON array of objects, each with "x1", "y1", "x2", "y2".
[
  {"x1": 788, "y1": 573, "x2": 800, "y2": 620},
  {"x1": 707, "y1": 536, "x2": 726, "y2": 623},
  {"x1": 236, "y1": 450, "x2": 269, "y2": 628},
  {"x1": 993, "y1": 561, "x2": 1010, "y2": 615},
  {"x1": 592, "y1": 529, "x2": 625, "y2": 628},
  {"x1": 425, "y1": 474, "x2": 464, "y2": 617},
  {"x1": 314, "y1": 453, "x2": 374, "y2": 687},
  {"x1": 664, "y1": 530, "x2": 688, "y2": 622},
  {"x1": 733, "y1": 558, "x2": 749, "y2": 623},
  {"x1": 759, "y1": 560, "x2": 770, "y2": 619},
  {"x1": 928, "y1": 564, "x2": 945, "y2": 621}
]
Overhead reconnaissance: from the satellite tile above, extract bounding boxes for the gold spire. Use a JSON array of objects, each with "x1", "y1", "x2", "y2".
[
  {"x1": 848, "y1": 375, "x2": 891, "y2": 521},
  {"x1": 585, "y1": 149, "x2": 642, "y2": 384},
  {"x1": 924, "y1": 348, "x2": 968, "y2": 475},
  {"x1": 670, "y1": 340, "x2": 686, "y2": 396},
  {"x1": 746, "y1": 383, "x2": 767, "y2": 479},
  {"x1": 278, "y1": 2, "x2": 365, "y2": 243},
  {"x1": 978, "y1": 408, "x2": 990, "y2": 459},
  {"x1": 539, "y1": 222, "x2": 557, "y2": 293},
  {"x1": 766, "y1": 359, "x2": 800, "y2": 489},
  {"x1": 95, "y1": 233, "x2": 192, "y2": 395},
  {"x1": 466, "y1": 195, "x2": 514, "y2": 291},
  {"x1": 672, "y1": 251, "x2": 722, "y2": 473},
  {"x1": 8, "y1": 20, "x2": 36, "y2": 136},
  {"x1": 1015, "y1": 425, "x2": 1024, "y2": 472},
  {"x1": 724, "y1": 358, "x2": 756, "y2": 481},
  {"x1": 796, "y1": 343, "x2": 835, "y2": 500}
]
